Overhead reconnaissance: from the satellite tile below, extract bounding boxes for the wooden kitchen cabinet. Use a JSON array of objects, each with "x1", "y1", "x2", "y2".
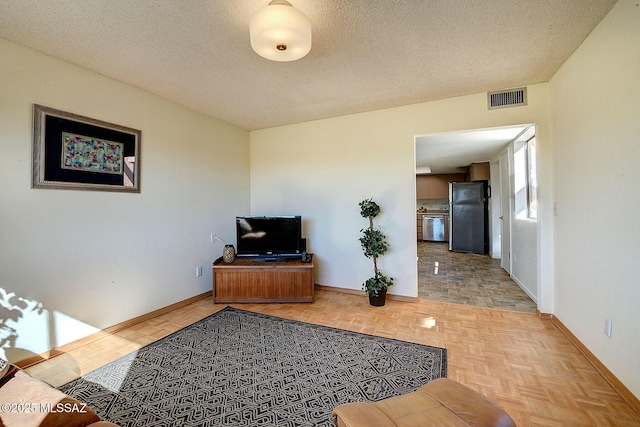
[
  {"x1": 416, "y1": 175, "x2": 430, "y2": 199},
  {"x1": 469, "y1": 162, "x2": 490, "y2": 181},
  {"x1": 427, "y1": 175, "x2": 450, "y2": 198},
  {"x1": 416, "y1": 173, "x2": 466, "y2": 199}
]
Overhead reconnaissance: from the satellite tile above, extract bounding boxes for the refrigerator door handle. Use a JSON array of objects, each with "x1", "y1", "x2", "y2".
[{"x1": 487, "y1": 185, "x2": 491, "y2": 198}]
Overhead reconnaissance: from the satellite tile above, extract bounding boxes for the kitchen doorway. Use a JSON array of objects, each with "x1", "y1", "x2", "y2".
[{"x1": 415, "y1": 125, "x2": 537, "y2": 311}]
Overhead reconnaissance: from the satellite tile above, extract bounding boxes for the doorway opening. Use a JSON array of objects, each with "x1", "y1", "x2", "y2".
[{"x1": 415, "y1": 125, "x2": 537, "y2": 312}]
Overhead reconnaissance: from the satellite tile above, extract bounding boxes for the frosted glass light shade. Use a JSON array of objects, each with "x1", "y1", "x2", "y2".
[{"x1": 250, "y1": 0, "x2": 311, "y2": 62}]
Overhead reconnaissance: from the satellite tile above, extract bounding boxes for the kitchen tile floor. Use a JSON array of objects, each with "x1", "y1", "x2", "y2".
[{"x1": 418, "y1": 241, "x2": 537, "y2": 313}]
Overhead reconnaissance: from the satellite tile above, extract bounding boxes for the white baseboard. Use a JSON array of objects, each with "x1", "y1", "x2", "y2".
[{"x1": 510, "y1": 274, "x2": 537, "y2": 303}]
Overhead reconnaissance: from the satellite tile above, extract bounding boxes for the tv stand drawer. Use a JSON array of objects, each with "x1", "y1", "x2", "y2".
[{"x1": 212, "y1": 257, "x2": 314, "y2": 303}]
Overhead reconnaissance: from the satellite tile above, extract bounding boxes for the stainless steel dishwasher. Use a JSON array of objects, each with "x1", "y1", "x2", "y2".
[{"x1": 422, "y1": 214, "x2": 445, "y2": 241}]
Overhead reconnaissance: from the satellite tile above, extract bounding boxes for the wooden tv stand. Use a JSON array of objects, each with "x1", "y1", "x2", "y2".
[{"x1": 212, "y1": 256, "x2": 314, "y2": 303}]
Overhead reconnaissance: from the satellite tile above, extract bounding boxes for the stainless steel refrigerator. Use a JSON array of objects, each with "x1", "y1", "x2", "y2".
[{"x1": 449, "y1": 182, "x2": 489, "y2": 254}]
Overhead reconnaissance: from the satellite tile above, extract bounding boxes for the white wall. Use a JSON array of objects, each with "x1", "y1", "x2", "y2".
[
  {"x1": 511, "y1": 213, "x2": 538, "y2": 300},
  {"x1": 250, "y1": 85, "x2": 553, "y2": 306},
  {"x1": 489, "y1": 161, "x2": 501, "y2": 259},
  {"x1": 510, "y1": 130, "x2": 538, "y2": 301},
  {"x1": 0, "y1": 39, "x2": 250, "y2": 362},
  {"x1": 549, "y1": 0, "x2": 640, "y2": 398}
]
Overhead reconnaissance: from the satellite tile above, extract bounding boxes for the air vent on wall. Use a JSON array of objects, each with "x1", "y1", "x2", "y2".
[{"x1": 488, "y1": 87, "x2": 527, "y2": 109}]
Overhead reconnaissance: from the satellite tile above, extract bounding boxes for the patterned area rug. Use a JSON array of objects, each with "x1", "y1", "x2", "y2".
[{"x1": 60, "y1": 307, "x2": 447, "y2": 426}]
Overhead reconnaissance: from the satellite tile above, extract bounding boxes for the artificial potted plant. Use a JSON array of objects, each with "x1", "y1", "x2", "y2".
[{"x1": 358, "y1": 198, "x2": 393, "y2": 306}]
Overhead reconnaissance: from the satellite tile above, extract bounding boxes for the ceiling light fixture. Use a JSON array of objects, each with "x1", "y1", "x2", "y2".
[{"x1": 249, "y1": 0, "x2": 311, "y2": 62}]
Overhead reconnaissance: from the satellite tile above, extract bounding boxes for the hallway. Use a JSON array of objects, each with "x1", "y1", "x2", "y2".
[{"x1": 418, "y1": 241, "x2": 537, "y2": 313}]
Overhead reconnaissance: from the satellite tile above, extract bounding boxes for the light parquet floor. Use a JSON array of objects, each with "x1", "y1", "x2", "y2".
[{"x1": 26, "y1": 290, "x2": 640, "y2": 427}]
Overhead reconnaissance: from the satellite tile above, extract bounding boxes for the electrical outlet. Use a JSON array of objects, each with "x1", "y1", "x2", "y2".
[
  {"x1": 196, "y1": 266, "x2": 203, "y2": 277},
  {"x1": 604, "y1": 318, "x2": 612, "y2": 338},
  {"x1": 210, "y1": 232, "x2": 217, "y2": 243}
]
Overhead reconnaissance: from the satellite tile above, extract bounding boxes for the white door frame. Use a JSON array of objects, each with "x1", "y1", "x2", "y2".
[{"x1": 499, "y1": 149, "x2": 512, "y2": 274}]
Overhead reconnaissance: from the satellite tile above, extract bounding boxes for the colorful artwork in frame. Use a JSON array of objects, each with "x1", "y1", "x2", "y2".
[
  {"x1": 32, "y1": 105, "x2": 140, "y2": 192},
  {"x1": 61, "y1": 132, "x2": 124, "y2": 174}
]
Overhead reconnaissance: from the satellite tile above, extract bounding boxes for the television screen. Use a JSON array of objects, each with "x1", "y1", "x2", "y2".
[{"x1": 236, "y1": 216, "x2": 302, "y2": 259}]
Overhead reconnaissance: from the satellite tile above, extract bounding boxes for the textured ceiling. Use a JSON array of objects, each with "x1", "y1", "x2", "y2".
[
  {"x1": 0, "y1": 0, "x2": 616, "y2": 131},
  {"x1": 415, "y1": 126, "x2": 528, "y2": 174}
]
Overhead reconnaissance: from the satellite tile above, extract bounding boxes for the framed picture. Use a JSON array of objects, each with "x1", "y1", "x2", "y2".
[{"x1": 32, "y1": 104, "x2": 141, "y2": 192}]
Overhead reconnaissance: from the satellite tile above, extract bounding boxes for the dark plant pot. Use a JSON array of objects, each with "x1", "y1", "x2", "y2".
[{"x1": 368, "y1": 289, "x2": 387, "y2": 306}]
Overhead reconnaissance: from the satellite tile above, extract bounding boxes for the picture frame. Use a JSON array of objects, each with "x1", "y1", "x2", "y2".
[{"x1": 32, "y1": 104, "x2": 141, "y2": 192}]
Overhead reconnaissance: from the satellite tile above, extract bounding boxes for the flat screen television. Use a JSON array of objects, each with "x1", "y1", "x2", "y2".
[{"x1": 236, "y1": 215, "x2": 303, "y2": 260}]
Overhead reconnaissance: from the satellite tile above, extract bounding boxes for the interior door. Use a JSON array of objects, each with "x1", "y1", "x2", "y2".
[{"x1": 499, "y1": 150, "x2": 511, "y2": 274}]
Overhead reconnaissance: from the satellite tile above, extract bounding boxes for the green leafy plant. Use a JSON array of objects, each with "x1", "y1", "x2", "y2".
[{"x1": 359, "y1": 198, "x2": 393, "y2": 298}]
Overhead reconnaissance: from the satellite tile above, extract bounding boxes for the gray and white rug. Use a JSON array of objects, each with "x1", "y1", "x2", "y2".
[{"x1": 60, "y1": 307, "x2": 447, "y2": 426}]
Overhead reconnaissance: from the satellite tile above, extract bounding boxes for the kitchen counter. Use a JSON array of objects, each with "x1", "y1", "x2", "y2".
[{"x1": 417, "y1": 211, "x2": 449, "y2": 215}]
